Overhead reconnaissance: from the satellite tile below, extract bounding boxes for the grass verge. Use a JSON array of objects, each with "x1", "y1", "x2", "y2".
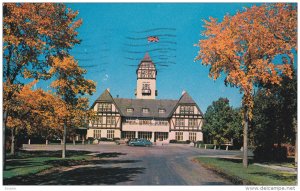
[
  {"x1": 4, "y1": 150, "x2": 92, "y2": 179},
  {"x1": 195, "y1": 157, "x2": 297, "y2": 185}
]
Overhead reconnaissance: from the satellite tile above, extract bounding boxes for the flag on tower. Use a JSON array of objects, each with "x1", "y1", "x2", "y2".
[{"x1": 147, "y1": 36, "x2": 159, "y2": 42}]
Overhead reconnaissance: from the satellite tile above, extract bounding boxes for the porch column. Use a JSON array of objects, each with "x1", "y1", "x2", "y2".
[
  {"x1": 151, "y1": 132, "x2": 155, "y2": 142},
  {"x1": 135, "y1": 131, "x2": 138, "y2": 138}
]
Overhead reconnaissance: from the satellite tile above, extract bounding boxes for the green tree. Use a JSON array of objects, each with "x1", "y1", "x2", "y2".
[
  {"x1": 251, "y1": 70, "x2": 297, "y2": 162},
  {"x1": 195, "y1": 3, "x2": 297, "y2": 167},
  {"x1": 203, "y1": 98, "x2": 242, "y2": 146}
]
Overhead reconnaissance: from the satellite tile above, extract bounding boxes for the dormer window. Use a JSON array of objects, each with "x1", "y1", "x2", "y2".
[
  {"x1": 142, "y1": 108, "x2": 149, "y2": 113},
  {"x1": 159, "y1": 109, "x2": 166, "y2": 113},
  {"x1": 127, "y1": 108, "x2": 134, "y2": 113}
]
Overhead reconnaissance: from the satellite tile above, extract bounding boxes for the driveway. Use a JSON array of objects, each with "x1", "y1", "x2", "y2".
[{"x1": 22, "y1": 144, "x2": 241, "y2": 185}]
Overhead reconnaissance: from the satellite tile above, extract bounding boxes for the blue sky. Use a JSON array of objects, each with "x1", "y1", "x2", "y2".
[{"x1": 57, "y1": 3, "x2": 261, "y2": 112}]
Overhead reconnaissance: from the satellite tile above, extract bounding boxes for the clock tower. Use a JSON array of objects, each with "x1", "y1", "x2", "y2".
[{"x1": 135, "y1": 53, "x2": 157, "y2": 99}]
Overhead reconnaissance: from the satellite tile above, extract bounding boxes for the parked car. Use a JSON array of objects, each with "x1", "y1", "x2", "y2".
[
  {"x1": 115, "y1": 138, "x2": 129, "y2": 145},
  {"x1": 128, "y1": 138, "x2": 153, "y2": 147}
]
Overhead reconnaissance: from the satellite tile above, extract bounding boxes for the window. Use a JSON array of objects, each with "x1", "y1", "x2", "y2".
[
  {"x1": 175, "y1": 132, "x2": 183, "y2": 141},
  {"x1": 189, "y1": 132, "x2": 197, "y2": 142},
  {"x1": 158, "y1": 109, "x2": 166, "y2": 113},
  {"x1": 107, "y1": 130, "x2": 114, "y2": 139},
  {"x1": 92, "y1": 116, "x2": 103, "y2": 127},
  {"x1": 142, "y1": 83, "x2": 150, "y2": 90},
  {"x1": 142, "y1": 108, "x2": 149, "y2": 113},
  {"x1": 180, "y1": 106, "x2": 194, "y2": 114},
  {"x1": 106, "y1": 117, "x2": 116, "y2": 125},
  {"x1": 155, "y1": 132, "x2": 168, "y2": 141},
  {"x1": 127, "y1": 108, "x2": 134, "y2": 112},
  {"x1": 94, "y1": 130, "x2": 101, "y2": 139},
  {"x1": 138, "y1": 132, "x2": 152, "y2": 140},
  {"x1": 98, "y1": 103, "x2": 112, "y2": 112},
  {"x1": 188, "y1": 119, "x2": 197, "y2": 127},
  {"x1": 122, "y1": 131, "x2": 135, "y2": 139},
  {"x1": 175, "y1": 118, "x2": 185, "y2": 126}
]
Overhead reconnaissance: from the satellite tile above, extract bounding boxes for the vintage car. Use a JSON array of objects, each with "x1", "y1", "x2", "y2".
[{"x1": 128, "y1": 138, "x2": 153, "y2": 147}]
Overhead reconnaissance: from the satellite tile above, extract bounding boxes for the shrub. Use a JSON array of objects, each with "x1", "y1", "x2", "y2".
[
  {"x1": 99, "y1": 138, "x2": 108, "y2": 141},
  {"x1": 169, "y1": 140, "x2": 177, "y2": 143},
  {"x1": 254, "y1": 145, "x2": 288, "y2": 162}
]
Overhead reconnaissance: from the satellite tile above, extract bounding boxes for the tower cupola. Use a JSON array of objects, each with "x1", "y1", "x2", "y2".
[{"x1": 135, "y1": 53, "x2": 157, "y2": 99}]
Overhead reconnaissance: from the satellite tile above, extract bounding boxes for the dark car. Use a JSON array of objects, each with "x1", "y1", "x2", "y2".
[{"x1": 128, "y1": 138, "x2": 152, "y2": 147}]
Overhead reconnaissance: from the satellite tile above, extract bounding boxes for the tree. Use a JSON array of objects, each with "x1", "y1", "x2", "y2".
[
  {"x1": 203, "y1": 98, "x2": 242, "y2": 146},
  {"x1": 195, "y1": 3, "x2": 297, "y2": 167},
  {"x1": 49, "y1": 56, "x2": 95, "y2": 158},
  {"x1": 251, "y1": 70, "x2": 297, "y2": 162},
  {"x1": 5, "y1": 81, "x2": 67, "y2": 154},
  {"x1": 3, "y1": 3, "x2": 82, "y2": 168}
]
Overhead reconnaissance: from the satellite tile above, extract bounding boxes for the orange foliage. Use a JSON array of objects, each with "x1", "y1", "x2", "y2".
[
  {"x1": 6, "y1": 81, "x2": 67, "y2": 137},
  {"x1": 3, "y1": 3, "x2": 82, "y2": 111},
  {"x1": 195, "y1": 3, "x2": 297, "y2": 119}
]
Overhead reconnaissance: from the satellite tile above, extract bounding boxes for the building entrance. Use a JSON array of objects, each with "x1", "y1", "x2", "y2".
[
  {"x1": 138, "y1": 131, "x2": 152, "y2": 140},
  {"x1": 154, "y1": 132, "x2": 168, "y2": 141},
  {"x1": 121, "y1": 131, "x2": 135, "y2": 139}
]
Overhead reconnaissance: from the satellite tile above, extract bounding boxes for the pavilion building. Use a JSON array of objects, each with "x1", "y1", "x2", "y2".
[{"x1": 87, "y1": 53, "x2": 204, "y2": 143}]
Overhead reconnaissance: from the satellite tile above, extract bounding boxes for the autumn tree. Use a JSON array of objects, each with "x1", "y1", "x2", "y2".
[
  {"x1": 3, "y1": 3, "x2": 82, "y2": 168},
  {"x1": 195, "y1": 3, "x2": 297, "y2": 167},
  {"x1": 6, "y1": 81, "x2": 67, "y2": 155},
  {"x1": 49, "y1": 56, "x2": 96, "y2": 158}
]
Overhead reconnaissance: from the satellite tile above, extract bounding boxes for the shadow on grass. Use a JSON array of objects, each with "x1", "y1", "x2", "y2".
[
  {"x1": 7, "y1": 150, "x2": 92, "y2": 159},
  {"x1": 94, "y1": 152, "x2": 126, "y2": 158},
  {"x1": 44, "y1": 159, "x2": 141, "y2": 167},
  {"x1": 5, "y1": 159, "x2": 41, "y2": 170},
  {"x1": 4, "y1": 165, "x2": 145, "y2": 185},
  {"x1": 4, "y1": 150, "x2": 144, "y2": 185},
  {"x1": 250, "y1": 172, "x2": 296, "y2": 182}
]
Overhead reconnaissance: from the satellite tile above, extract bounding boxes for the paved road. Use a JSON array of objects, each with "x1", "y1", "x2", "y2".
[{"x1": 23, "y1": 144, "x2": 242, "y2": 185}]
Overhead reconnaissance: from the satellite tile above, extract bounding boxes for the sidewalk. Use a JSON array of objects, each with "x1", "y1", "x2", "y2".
[{"x1": 253, "y1": 163, "x2": 297, "y2": 174}]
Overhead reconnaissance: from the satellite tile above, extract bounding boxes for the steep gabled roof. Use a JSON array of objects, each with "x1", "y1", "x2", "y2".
[
  {"x1": 178, "y1": 91, "x2": 196, "y2": 104},
  {"x1": 96, "y1": 89, "x2": 114, "y2": 102}
]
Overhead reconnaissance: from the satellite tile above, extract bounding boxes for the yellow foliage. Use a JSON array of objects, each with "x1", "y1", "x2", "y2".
[{"x1": 195, "y1": 3, "x2": 297, "y2": 119}]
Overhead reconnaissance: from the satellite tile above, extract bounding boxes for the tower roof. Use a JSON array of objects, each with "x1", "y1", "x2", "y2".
[{"x1": 142, "y1": 52, "x2": 152, "y2": 62}]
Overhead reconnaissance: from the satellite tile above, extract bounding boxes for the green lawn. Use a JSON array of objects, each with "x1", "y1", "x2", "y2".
[
  {"x1": 196, "y1": 157, "x2": 297, "y2": 185},
  {"x1": 4, "y1": 150, "x2": 92, "y2": 179}
]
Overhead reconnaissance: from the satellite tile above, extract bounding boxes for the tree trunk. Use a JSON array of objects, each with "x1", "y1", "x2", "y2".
[
  {"x1": 294, "y1": 118, "x2": 297, "y2": 167},
  {"x1": 46, "y1": 139, "x2": 48, "y2": 145},
  {"x1": 62, "y1": 122, "x2": 67, "y2": 159},
  {"x1": 73, "y1": 137, "x2": 75, "y2": 145},
  {"x1": 243, "y1": 107, "x2": 249, "y2": 168},
  {"x1": 3, "y1": 110, "x2": 8, "y2": 170},
  {"x1": 10, "y1": 127, "x2": 15, "y2": 155},
  {"x1": 28, "y1": 139, "x2": 31, "y2": 145},
  {"x1": 82, "y1": 135, "x2": 85, "y2": 145}
]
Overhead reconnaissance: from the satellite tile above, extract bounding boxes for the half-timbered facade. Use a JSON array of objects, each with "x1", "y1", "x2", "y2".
[{"x1": 87, "y1": 53, "x2": 204, "y2": 143}]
